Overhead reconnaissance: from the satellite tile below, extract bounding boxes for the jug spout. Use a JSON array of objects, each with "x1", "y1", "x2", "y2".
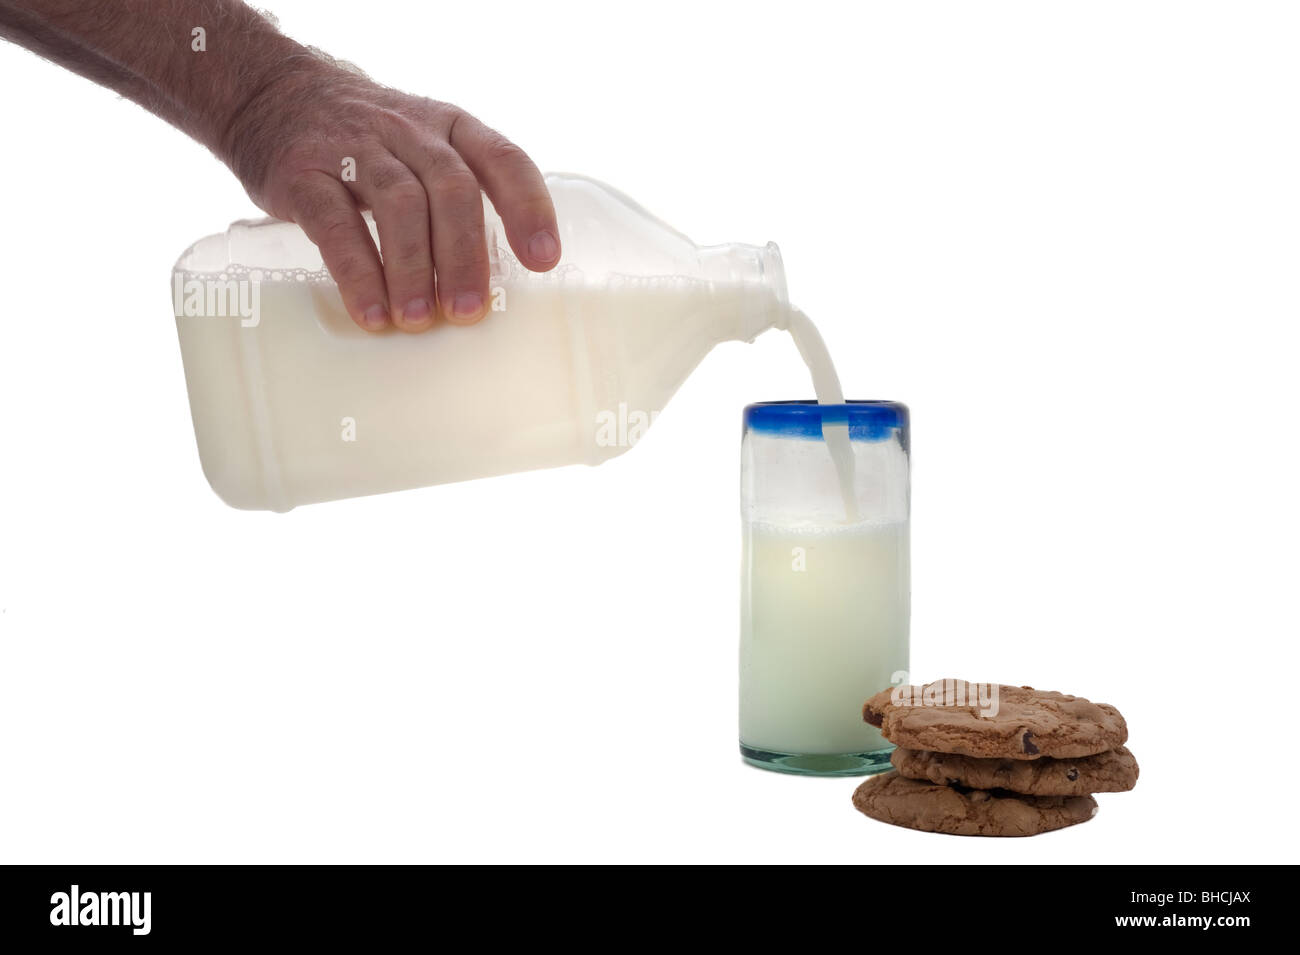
[{"x1": 698, "y1": 241, "x2": 791, "y2": 342}]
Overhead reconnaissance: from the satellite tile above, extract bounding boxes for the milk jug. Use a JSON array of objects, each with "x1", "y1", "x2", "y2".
[{"x1": 171, "y1": 174, "x2": 791, "y2": 511}]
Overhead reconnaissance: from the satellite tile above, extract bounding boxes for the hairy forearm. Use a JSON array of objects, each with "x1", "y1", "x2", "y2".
[{"x1": 0, "y1": 1, "x2": 311, "y2": 159}]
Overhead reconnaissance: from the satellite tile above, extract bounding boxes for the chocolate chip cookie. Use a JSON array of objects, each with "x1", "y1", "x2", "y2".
[
  {"x1": 891, "y1": 744, "x2": 1139, "y2": 796},
  {"x1": 863, "y1": 679, "x2": 1127, "y2": 759},
  {"x1": 852, "y1": 770, "x2": 1098, "y2": 836}
]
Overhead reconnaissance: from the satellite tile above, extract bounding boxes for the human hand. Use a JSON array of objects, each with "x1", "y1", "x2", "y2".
[{"x1": 221, "y1": 58, "x2": 560, "y2": 332}]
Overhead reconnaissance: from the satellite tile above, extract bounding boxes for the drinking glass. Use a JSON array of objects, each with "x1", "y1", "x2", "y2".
[{"x1": 739, "y1": 400, "x2": 910, "y2": 775}]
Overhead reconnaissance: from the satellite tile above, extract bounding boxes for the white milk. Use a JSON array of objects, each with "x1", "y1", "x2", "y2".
[
  {"x1": 785, "y1": 308, "x2": 858, "y2": 522},
  {"x1": 173, "y1": 268, "x2": 784, "y2": 511},
  {"x1": 740, "y1": 519, "x2": 909, "y2": 756}
]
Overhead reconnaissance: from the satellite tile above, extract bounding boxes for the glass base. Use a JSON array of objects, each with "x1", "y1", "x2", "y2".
[{"x1": 740, "y1": 743, "x2": 895, "y2": 777}]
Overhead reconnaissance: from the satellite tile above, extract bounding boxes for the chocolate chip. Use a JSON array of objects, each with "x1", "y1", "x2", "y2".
[
  {"x1": 1066, "y1": 768, "x2": 1079, "y2": 781},
  {"x1": 1022, "y1": 731, "x2": 1039, "y2": 755}
]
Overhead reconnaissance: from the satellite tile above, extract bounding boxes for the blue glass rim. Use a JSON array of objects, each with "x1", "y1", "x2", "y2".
[{"x1": 743, "y1": 400, "x2": 908, "y2": 442}]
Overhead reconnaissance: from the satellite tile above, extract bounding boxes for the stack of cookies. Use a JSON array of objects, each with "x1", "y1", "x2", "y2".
[{"x1": 852, "y1": 680, "x2": 1137, "y2": 837}]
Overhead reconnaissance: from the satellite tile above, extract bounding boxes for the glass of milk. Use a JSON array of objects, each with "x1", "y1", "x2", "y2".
[{"x1": 739, "y1": 401, "x2": 910, "y2": 775}]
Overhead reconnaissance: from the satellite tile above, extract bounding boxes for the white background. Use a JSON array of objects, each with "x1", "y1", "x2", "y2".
[{"x1": 1, "y1": 1, "x2": 1296, "y2": 863}]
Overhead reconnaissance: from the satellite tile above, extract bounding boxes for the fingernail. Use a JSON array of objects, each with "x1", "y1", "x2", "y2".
[
  {"x1": 452, "y1": 292, "x2": 483, "y2": 320},
  {"x1": 528, "y1": 230, "x2": 559, "y2": 263},
  {"x1": 363, "y1": 304, "x2": 389, "y2": 329},
  {"x1": 403, "y1": 298, "x2": 432, "y2": 322}
]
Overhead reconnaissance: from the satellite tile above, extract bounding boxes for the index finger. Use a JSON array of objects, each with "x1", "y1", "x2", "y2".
[{"x1": 448, "y1": 115, "x2": 561, "y2": 273}]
